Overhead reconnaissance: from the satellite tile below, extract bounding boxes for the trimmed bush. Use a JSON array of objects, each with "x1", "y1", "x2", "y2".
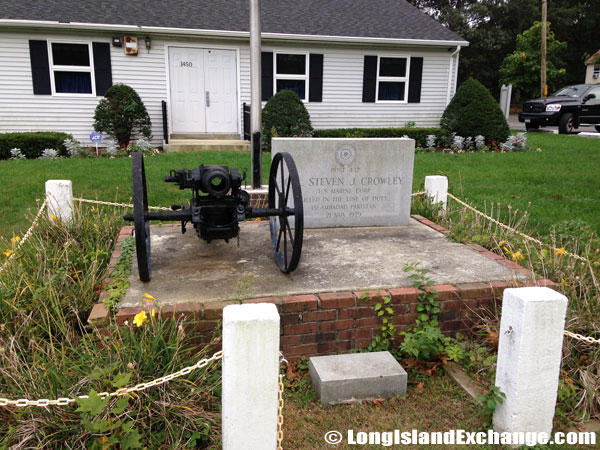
[
  {"x1": 262, "y1": 90, "x2": 313, "y2": 151},
  {"x1": 0, "y1": 131, "x2": 73, "y2": 160},
  {"x1": 94, "y1": 83, "x2": 152, "y2": 147},
  {"x1": 441, "y1": 79, "x2": 510, "y2": 143},
  {"x1": 313, "y1": 128, "x2": 449, "y2": 148}
]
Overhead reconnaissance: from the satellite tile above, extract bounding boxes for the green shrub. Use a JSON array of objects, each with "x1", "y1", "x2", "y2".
[
  {"x1": 313, "y1": 127, "x2": 449, "y2": 148},
  {"x1": 0, "y1": 131, "x2": 73, "y2": 160},
  {"x1": 441, "y1": 79, "x2": 510, "y2": 143},
  {"x1": 94, "y1": 84, "x2": 152, "y2": 147},
  {"x1": 262, "y1": 90, "x2": 313, "y2": 151}
]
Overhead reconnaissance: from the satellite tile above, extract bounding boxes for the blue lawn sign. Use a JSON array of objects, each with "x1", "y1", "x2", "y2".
[{"x1": 90, "y1": 132, "x2": 102, "y2": 156}]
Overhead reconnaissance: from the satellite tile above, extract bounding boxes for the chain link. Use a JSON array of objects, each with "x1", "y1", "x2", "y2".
[
  {"x1": 564, "y1": 330, "x2": 600, "y2": 345},
  {"x1": 0, "y1": 200, "x2": 47, "y2": 276},
  {"x1": 277, "y1": 374, "x2": 284, "y2": 450},
  {"x1": 0, "y1": 351, "x2": 223, "y2": 408},
  {"x1": 446, "y1": 193, "x2": 588, "y2": 263},
  {"x1": 73, "y1": 197, "x2": 171, "y2": 211},
  {"x1": 411, "y1": 191, "x2": 426, "y2": 196}
]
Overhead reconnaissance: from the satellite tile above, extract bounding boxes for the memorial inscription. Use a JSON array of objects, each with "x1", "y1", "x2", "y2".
[{"x1": 272, "y1": 138, "x2": 415, "y2": 228}]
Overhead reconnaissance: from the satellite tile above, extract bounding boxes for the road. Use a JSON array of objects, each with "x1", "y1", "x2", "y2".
[{"x1": 508, "y1": 114, "x2": 597, "y2": 134}]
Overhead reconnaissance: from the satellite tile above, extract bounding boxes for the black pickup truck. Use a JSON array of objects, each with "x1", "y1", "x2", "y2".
[{"x1": 519, "y1": 84, "x2": 600, "y2": 134}]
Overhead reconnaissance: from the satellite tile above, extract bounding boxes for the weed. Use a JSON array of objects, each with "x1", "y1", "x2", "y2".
[
  {"x1": 476, "y1": 384, "x2": 506, "y2": 427},
  {"x1": 103, "y1": 236, "x2": 135, "y2": 311},
  {"x1": 360, "y1": 290, "x2": 397, "y2": 355},
  {"x1": 230, "y1": 271, "x2": 255, "y2": 304}
]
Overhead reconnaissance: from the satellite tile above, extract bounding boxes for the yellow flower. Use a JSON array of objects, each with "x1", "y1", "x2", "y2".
[
  {"x1": 555, "y1": 248, "x2": 565, "y2": 256},
  {"x1": 3, "y1": 250, "x2": 13, "y2": 257},
  {"x1": 11, "y1": 236, "x2": 21, "y2": 244},
  {"x1": 49, "y1": 214, "x2": 57, "y2": 221},
  {"x1": 133, "y1": 311, "x2": 148, "y2": 327},
  {"x1": 560, "y1": 278, "x2": 569, "y2": 287},
  {"x1": 498, "y1": 240, "x2": 505, "y2": 247},
  {"x1": 151, "y1": 308, "x2": 156, "y2": 318},
  {"x1": 143, "y1": 293, "x2": 155, "y2": 300},
  {"x1": 142, "y1": 292, "x2": 156, "y2": 303},
  {"x1": 512, "y1": 251, "x2": 523, "y2": 262}
]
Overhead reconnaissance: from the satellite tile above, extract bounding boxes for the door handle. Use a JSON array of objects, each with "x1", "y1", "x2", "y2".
[{"x1": 205, "y1": 91, "x2": 210, "y2": 107}]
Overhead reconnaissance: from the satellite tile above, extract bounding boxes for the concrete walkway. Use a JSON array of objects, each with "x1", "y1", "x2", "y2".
[{"x1": 119, "y1": 219, "x2": 524, "y2": 307}]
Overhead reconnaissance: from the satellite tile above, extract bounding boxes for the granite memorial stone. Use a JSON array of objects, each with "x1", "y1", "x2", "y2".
[{"x1": 272, "y1": 138, "x2": 415, "y2": 227}]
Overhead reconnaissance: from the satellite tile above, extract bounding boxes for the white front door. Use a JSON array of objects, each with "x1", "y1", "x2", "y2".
[{"x1": 168, "y1": 47, "x2": 238, "y2": 134}]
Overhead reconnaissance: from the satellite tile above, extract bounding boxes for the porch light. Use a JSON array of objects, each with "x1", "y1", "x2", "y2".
[{"x1": 145, "y1": 36, "x2": 151, "y2": 52}]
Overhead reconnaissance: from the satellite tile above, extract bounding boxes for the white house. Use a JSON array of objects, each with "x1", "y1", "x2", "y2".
[{"x1": 0, "y1": 0, "x2": 468, "y2": 147}]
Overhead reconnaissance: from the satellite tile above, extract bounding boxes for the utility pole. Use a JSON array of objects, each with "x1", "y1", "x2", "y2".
[
  {"x1": 541, "y1": 0, "x2": 547, "y2": 98},
  {"x1": 250, "y1": 0, "x2": 262, "y2": 188}
]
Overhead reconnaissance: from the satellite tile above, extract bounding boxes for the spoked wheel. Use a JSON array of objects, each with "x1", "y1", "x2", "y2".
[
  {"x1": 269, "y1": 152, "x2": 304, "y2": 273},
  {"x1": 132, "y1": 152, "x2": 151, "y2": 282}
]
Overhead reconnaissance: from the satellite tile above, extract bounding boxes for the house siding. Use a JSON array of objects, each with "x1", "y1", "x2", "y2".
[{"x1": 0, "y1": 29, "x2": 457, "y2": 146}]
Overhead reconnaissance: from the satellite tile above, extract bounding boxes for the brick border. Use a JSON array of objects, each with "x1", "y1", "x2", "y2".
[{"x1": 89, "y1": 215, "x2": 557, "y2": 360}]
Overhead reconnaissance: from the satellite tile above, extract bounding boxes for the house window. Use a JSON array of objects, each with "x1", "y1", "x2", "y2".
[
  {"x1": 274, "y1": 53, "x2": 308, "y2": 100},
  {"x1": 49, "y1": 42, "x2": 94, "y2": 95},
  {"x1": 377, "y1": 56, "x2": 409, "y2": 102},
  {"x1": 593, "y1": 64, "x2": 600, "y2": 79}
]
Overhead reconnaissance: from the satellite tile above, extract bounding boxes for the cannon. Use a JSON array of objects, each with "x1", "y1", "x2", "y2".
[{"x1": 124, "y1": 152, "x2": 304, "y2": 282}]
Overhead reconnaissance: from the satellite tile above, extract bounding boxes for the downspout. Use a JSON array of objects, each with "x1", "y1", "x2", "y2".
[{"x1": 446, "y1": 46, "x2": 461, "y2": 105}]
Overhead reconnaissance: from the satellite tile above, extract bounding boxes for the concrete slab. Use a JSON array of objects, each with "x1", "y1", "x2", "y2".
[
  {"x1": 308, "y1": 351, "x2": 407, "y2": 404},
  {"x1": 119, "y1": 219, "x2": 523, "y2": 307}
]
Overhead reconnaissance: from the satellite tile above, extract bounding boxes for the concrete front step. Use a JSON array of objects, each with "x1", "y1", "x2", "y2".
[
  {"x1": 164, "y1": 139, "x2": 250, "y2": 153},
  {"x1": 170, "y1": 133, "x2": 242, "y2": 140}
]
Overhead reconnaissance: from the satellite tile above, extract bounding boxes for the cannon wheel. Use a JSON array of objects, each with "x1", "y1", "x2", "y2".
[
  {"x1": 269, "y1": 152, "x2": 303, "y2": 273},
  {"x1": 132, "y1": 152, "x2": 151, "y2": 282}
]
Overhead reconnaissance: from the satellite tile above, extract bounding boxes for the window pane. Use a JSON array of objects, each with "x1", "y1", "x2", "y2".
[
  {"x1": 54, "y1": 71, "x2": 92, "y2": 93},
  {"x1": 379, "y1": 57, "x2": 406, "y2": 77},
  {"x1": 378, "y1": 82, "x2": 405, "y2": 101},
  {"x1": 52, "y1": 43, "x2": 90, "y2": 66},
  {"x1": 276, "y1": 80, "x2": 306, "y2": 99},
  {"x1": 276, "y1": 54, "x2": 306, "y2": 75}
]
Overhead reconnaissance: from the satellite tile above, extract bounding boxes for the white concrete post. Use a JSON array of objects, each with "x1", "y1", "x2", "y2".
[
  {"x1": 424, "y1": 175, "x2": 448, "y2": 212},
  {"x1": 222, "y1": 303, "x2": 280, "y2": 450},
  {"x1": 493, "y1": 287, "x2": 568, "y2": 435},
  {"x1": 45, "y1": 180, "x2": 74, "y2": 222}
]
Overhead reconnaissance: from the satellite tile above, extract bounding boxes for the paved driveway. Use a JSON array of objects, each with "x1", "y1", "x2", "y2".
[{"x1": 508, "y1": 114, "x2": 597, "y2": 134}]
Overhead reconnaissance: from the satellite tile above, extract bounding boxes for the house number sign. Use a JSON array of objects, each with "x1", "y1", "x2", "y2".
[{"x1": 180, "y1": 61, "x2": 193, "y2": 67}]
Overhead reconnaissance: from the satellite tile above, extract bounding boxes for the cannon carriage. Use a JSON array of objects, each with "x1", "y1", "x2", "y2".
[{"x1": 124, "y1": 152, "x2": 304, "y2": 282}]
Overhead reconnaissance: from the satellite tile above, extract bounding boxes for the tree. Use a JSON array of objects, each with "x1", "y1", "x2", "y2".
[
  {"x1": 441, "y1": 79, "x2": 509, "y2": 143},
  {"x1": 499, "y1": 21, "x2": 566, "y2": 101},
  {"x1": 94, "y1": 84, "x2": 152, "y2": 147}
]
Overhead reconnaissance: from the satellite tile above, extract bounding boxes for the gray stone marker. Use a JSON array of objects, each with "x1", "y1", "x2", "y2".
[
  {"x1": 309, "y1": 351, "x2": 407, "y2": 404},
  {"x1": 272, "y1": 138, "x2": 415, "y2": 228}
]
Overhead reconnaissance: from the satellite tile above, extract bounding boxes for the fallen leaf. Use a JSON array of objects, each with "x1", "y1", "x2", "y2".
[{"x1": 417, "y1": 381, "x2": 425, "y2": 389}]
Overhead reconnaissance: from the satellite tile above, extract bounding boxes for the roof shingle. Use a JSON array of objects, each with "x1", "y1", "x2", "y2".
[{"x1": 0, "y1": 0, "x2": 466, "y2": 43}]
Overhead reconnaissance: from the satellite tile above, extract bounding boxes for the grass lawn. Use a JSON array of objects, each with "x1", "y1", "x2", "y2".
[{"x1": 0, "y1": 133, "x2": 598, "y2": 238}]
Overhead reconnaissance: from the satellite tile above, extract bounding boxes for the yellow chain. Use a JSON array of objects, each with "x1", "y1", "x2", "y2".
[
  {"x1": 73, "y1": 197, "x2": 171, "y2": 211},
  {"x1": 277, "y1": 374, "x2": 284, "y2": 450},
  {"x1": 0, "y1": 351, "x2": 223, "y2": 408},
  {"x1": 0, "y1": 200, "x2": 47, "y2": 276},
  {"x1": 564, "y1": 330, "x2": 600, "y2": 345},
  {"x1": 446, "y1": 193, "x2": 588, "y2": 263}
]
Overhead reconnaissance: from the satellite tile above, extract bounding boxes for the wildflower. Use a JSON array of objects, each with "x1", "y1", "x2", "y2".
[
  {"x1": 127, "y1": 361, "x2": 136, "y2": 370},
  {"x1": 498, "y1": 240, "x2": 505, "y2": 247},
  {"x1": 133, "y1": 310, "x2": 148, "y2": 327},
  {"x1": 143, "y1": 293, "x2": 155, "y2": 300},
  {"x1": 512, "y1": 251, "x2": 523, "y2": 262},
  {"x1": 555, "y1": 248, "x2": 565, "y2": 256},
  {"x1": 560, "y1": 279, "x2": 569, "y2": 287},
  {"x1": 3, "y1": 250, "x2": 13, "y2": 257},
  {"x1": 151, "y1": 308, "x2": 156, "y2": 318},
  {"x1": 11, "y1": 236, "x2": 21, "y2": 244},
  {"x1": 50, "y1": 214, "x2": 57, "y2": 221}
]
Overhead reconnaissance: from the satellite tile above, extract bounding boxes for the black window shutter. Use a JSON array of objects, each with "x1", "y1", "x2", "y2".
[
  {"x1": 308, "y1": 53, "x2": 323, "y2": 102},
  {"x1": 408, "y1": 57, "x2": 423, "y2": 103},
  {"x1": 28, "y1": 40, "x2": 51, "y2": 95},
  {"x1": 362, "y1": 55, "x2": 377, "y2": 102},
  {"x1": 261, "y1": 51, "x2": 273, "y2": 101},
  {"x1": 93, "y1": 42, "x2": 113, "y2": 96}
]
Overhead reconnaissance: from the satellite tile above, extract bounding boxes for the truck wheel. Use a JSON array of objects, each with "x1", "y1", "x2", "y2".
[
  {"x1": 525, "y1": 122, "x2": 539, "y2": 131},
  {"x1": 595, "y1": 125, "x2": 600, "y2": 133},
  {"x1": 558, "y1": 113, "x2": 574, "y2": 134}
]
